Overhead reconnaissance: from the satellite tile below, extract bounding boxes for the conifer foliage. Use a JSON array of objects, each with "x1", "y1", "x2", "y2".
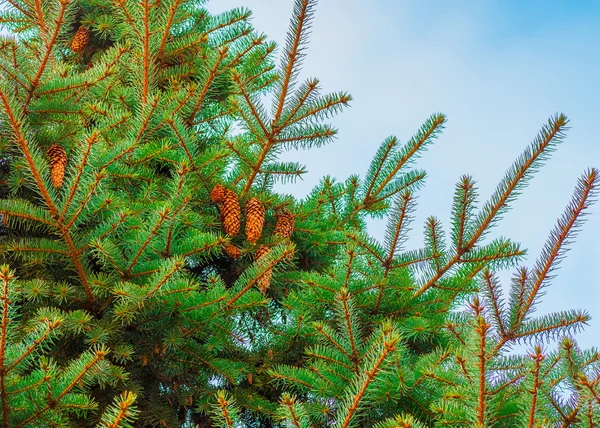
[{"x1": 0, "y1": 0, "x2": 597, "y2": 426}]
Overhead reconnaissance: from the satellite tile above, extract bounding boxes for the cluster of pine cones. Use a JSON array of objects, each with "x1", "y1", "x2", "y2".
[{"x1": 210, "y1": 185, "x2": 294, "y2": 292}]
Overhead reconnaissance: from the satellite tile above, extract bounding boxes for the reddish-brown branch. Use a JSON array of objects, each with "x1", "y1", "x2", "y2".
[
  {"x1": 415, "y1": 117, "x2": 566, "y2": 299},
  {"x1": 427, "y1": 217, "x2": 442, "y2": 272},
  {"x1": 61, "y1": 228, "x2": 94, "y2": 302},
  {"x1": 114, "y1": 1, "x2": 141, "y2": 39},
  {"x1": 312, "y1": 323, "x2": 352, "y2": 360},
  {"x1": 60, "y1": 132, "x2": 98, "y2": 220},
  {"x1": 0, "y1": 88, "x2": 59, "y2": 218},
  {"x1": 528, "y1": 347, "x2": 544, "y2": 428},
  {"x1": 339, "y1": 290, "x2": 360, "y2": 374},
  {"x1": 457, "y1": 176, "x2": 473, "y2": 250},
  {"x1": 281, "y1": 395, "x2": 302, "y2": 428},
  {"x1": 7, "y1": 320, "x2": 61, "y2": 373},
  {"x1": 107, "y1": 392, "x2": 136, "y2": 428},
  {"x1": 0, "y1": 62, "x2": 27, "y2": 91},
  {"x1": 217, "y1": 393, "x2": 234, "y2": 427},
  {"x1": 0, "y1": 210, "x2": 53, "y2": 227},
  {"x1": 142, "y1": 0, "x2": 151, "y2": 104},
  {"x1": 285, "y1": 95, "x2": 351, "y2": 129},
  {"x1": 483, "y1": 270, "x2": 506, "y2": 337},
  {"x1": 4, "y1": 0, "x2": 34, "y2": 19},
  {"x1": 203, "y1": 10, "x2": 251, "y2": 38},
  {"x1": 273, "y1": 128, "x2": 335, "y2": 144},
  {"x1": 23, "y1": 1, "x2": 67, "y2": 111},
  {"x1": 278, "y1": 78, "x2": 319, "y2": 130},
  {"x1": 34, "y1": 0, "x2": 46, "y2": 38},
  {"x1": 373, "y1": 116, "x2": 445, "y2": 198},
  {"x1": 145, "y1": 261, "x2": 183, "y2": 299},
  {"x1": 225, "y1": 36, "x2": 265, "y2": 70},
  {"x1": 15, "y1": 349, "x2": 107, "y2": 428},
  {"x1": 65, "y1": 171, "x2": 105, "y2": 230},
  {"x1": 471, "y1": 299, "x2": 490, "y2": 427},
  {"x1": 226, "y1": 249, "x2": 291, "y2": 307},
  {"x1": 232, "y1": 72, "x2": 269, "y2": 137},
  {"x1": 521, "y1": 170, "x2": 597, "y2": 321},
  {"x1": 37, "y1": 46, "x2": 129, "y2": 97},
  {"x1": 157, "y1": 0, "x2": 182, "y2": 60},
  {"x1": 0, "y1": 268, "x2": 13, "y2": 428},
  {"x1": 339, "y1": 338, "x2": 397, "y2": 428},
  {"x1": 272, "y1": 0, "x2": 310, "y2": 126},
  {"x1": 125, "y1": 208, "x2": 170, "y2": 275},
  {"x1": 187, "y1": 47, "x2": 228, "y2": 124}
]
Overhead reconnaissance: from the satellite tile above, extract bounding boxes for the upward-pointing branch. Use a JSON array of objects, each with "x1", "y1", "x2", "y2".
[
  {"x1": 414, "y1": 114, "x2": 569, "y2": 298},
  {"x1": 272, "y1": 0, "x2": 314, "y2": 126}
]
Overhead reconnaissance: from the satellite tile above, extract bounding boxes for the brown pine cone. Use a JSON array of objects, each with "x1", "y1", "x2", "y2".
[
  {"x1": 210, "y1": 184, "x2": 226, "y2": 204},
  {"x1": 71, "y1": 26, "x2": 91, "y2": 53},
  {"x1": 48, "y1": 144, "x2": 67, "y2": 188},
  {"x1": 221, "y1": 189, "x2": 240, "y2": 237},
  {"x1": 245, "y1": 198, "x2": 265, "y2": 244},
  {"x1": 274, "y1": 208, "x2": 294, "y2": 238},
  {"x1": 255, "y1": 245, "x2": 272, "y2": 293},
  {"x1": 223, "y1": 244, "x2": 241, "y2": 259}
]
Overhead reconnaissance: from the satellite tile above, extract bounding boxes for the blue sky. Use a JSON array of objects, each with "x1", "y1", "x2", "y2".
[{"x1": 207, "y1": 0, "x2": 600, "y2": 350}]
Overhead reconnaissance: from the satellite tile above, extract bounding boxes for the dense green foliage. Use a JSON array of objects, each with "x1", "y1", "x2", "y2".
[{"x1": 0, "y1": 0, "x2": 598, "y2": 426}]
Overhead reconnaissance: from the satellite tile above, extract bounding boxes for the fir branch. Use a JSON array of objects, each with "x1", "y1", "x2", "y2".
[
  {"x1": 415, "y1": 115, "x2": 569, "y2": 298},
  {"x1": 23, "y1": 0, "x2": 68, "y2": 112},
  {"x1": 34, "y1": 0, "x2": 46, "y2": 38},
  {"x1": 470, "y1": 297, "x2": 490, "y2": 427},
  {"x1": 6, "y1": 318, "x2": 62, "y2": 373},
  {"x1": 187, "y1": 47, "x2": 228, "y2": 124},
  {"x1": 337, "y1": 332, "x2": 399, "y2": 428},
  {"x1": 217, "y1": 391, "x2": 235, "y2": 427},
  {"x1": 157, "y1": 0, "x2": 184, "y2": 61},
  {"x1": 15, "y1": 347, "x2": 109, "y2": 428},
  {"x1": 231, "y1": 70, "x2": 270, "y2": 137},
  {"x1": 272, "y1": 0, "x2": 316, "y2": 126},
  {"x1": 338, "y1": 288, "x2": 360, "y2": 373},
  {"x1": 278, "y1": 77, "x2": 319, "y2": 129},
  {"x1": 4, "y1": 1, "x2": 34, "y2": 20},
  {"x1": 519, "y1": 168, "x2": 598, "y2": 325},
  {"x1": 224, "y1": 34, "x2": 266, "y2": 70},
  {"x1": 481, "y1": 270, "x2": 507, "y2": 337},
  {"x1": 142, "y1": 0, "x2": 152, "y2": 104},
  {"x1": 37, "y1": 45, "x2": 130, "y2": 96},
  {"x1": 279, "y1": 394, "x2": 304, "y2": 428},
  {"x1": 371, "y1": 114, "x2": 445, "y2": 199},
  {"x1": 363, "y1": 136, "x2": 398, "y2": 202},
  {"x1": 313, "y1": 322, "x2": 353, "y2": 361},
  {"x1": 99, "y1": 391, "x2": 139, "y2": 428},
  {"x1": 0, "y1": 267, "x2": 13, "y2": 428},
  {"x1": 0, "y1": 86, "x2": 58, "y2": 217},
  {"x1": 528, "y1": 346, "x2": 544, "y2": 428},
  {"x1": 59, "y1": 131, "x2": 99, "y2": 221},
  {"x1": 203, "y1": 8, "x2": 252, "y2": 39},
  {"x1": 65, "y1": 169, "x2": 106, "y2": 230},
  {"x1": 452, "y1": 175, "x2": 477, "y2": 252}
]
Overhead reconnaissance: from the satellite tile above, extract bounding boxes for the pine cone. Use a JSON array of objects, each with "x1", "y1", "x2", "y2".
[
  {"x1": 71, "y1": 26, "x2": 91, "y2": 53},
  {"x1": 210, "y1": 184, "x2": 226, "y2": 204},
  {"x1": 255, "y1": 245, "x2": 272, "y2": 293},
  {"x1": 221, "y1": 189, "x2": 240, "y2": 237},
  {"x1": 48, "y1": 144, "x2": 67, "y2": 188},
  {"x1": 223, "y1": 244, "x2": 241, "y2": 259},
  {"x1": 274, "y1": 209, "x2": 294, "y2": 238},
  {"x1": 245, "y1": 198, "x2": 265, "y2": 244}
]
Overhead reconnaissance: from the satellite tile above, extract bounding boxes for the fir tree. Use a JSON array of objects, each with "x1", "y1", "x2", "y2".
[{"x1": 0, "y1": 0, "x2": 597, "y2": 427}]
